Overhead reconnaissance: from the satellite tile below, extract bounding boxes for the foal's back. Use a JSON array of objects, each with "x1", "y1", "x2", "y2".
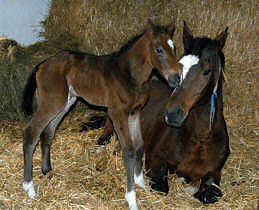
[{"x1": 37, "y1": 50, "x2": 135, "y2": 107}]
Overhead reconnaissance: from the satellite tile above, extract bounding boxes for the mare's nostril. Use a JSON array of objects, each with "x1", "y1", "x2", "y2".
[
  {"x1": 164, "y1": 107, "x2": 185, "y2": 127},
  {"x1": 177, "y1": 108, "x2": 184, "y2": 119},
  {"x1": 164, "y1": 110, "x2": 169, "y2": 121}
]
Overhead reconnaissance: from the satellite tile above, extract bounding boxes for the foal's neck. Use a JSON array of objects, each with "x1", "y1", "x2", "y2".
[{"x1": 119, "y1": 35, "x2": 153, "y2": 87}]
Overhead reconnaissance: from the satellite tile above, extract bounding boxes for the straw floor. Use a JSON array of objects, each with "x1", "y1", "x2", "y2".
[
  {"x1": 0, "y1": 107, "x2": 257, "y2": 209},
  {"x1": 0, "y1": 0, "x2": 258, "y2": 209}
]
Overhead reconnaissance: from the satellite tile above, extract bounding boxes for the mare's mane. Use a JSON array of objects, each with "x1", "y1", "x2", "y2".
[
  {"x1": 111, "y1": 32, "x2": 145, "y2": 57},
  {"x1": 184, "y1": 37, "x2": 225, "y2": 69}
]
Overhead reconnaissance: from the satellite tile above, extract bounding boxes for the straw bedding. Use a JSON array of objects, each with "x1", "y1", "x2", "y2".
[{"x1": 0, "y1": 0, "x2": 258, "y2": 209}]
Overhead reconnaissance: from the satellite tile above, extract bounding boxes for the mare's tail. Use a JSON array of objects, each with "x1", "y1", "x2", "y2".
[{"x1": 21, "y1": 60, "x2": 45, "y2": 116}]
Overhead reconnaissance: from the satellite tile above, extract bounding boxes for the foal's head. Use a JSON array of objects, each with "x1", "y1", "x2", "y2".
[
  {"x1": 164, "y1": 22, "x2": 228, "y2": 127},
  {"x1": 145, "y1": 19, "x2": 181, "y2": 88}
]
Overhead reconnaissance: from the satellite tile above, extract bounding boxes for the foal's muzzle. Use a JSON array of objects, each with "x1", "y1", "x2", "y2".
[
  {"x1": 168, "y1": 74, "x2": 180, "y2": 88},
  {"x1": 164, "y1": 107, "x2": 185, "y2": 127}
]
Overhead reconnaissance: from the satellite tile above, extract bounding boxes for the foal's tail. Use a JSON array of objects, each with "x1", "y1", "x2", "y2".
[{"x1": 21, "y1": 60, "x2": 45, "y2": 116}]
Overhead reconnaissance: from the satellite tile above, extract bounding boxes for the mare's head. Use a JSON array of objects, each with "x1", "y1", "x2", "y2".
[
  {"x1": 145, "y1": 19, "x2": 181, "y2": 88},
  {"x1": 164, "y1": 21, "x2": 228, "y2": 127}
]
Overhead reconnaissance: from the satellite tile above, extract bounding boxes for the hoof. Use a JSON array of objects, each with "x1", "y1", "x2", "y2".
[
  {"x1": 194, "y1": 185, "x2": 223, "y2": 204},
  {"x1": 149, "y1": 178, "x2": 169, "y2": 195},
  {"x1": 42, "y1": 167, "x2": 52, "y2": 175},
  {"x1": 97, "y1": 134, "x2": 112, "y2": 145}
]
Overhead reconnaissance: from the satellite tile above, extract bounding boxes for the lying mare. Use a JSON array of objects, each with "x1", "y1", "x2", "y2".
[
  {"x1": 94, "y1": 22, "x2": 230, "y2": 204},
  {"x1": 21, "y1": 20, "x2": 181, "y2": 210},
  {"x1": 163, "y1": 22, "x2": 230, "y2": 203}
]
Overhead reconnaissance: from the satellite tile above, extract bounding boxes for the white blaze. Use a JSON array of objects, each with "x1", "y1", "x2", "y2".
[
  {"x1": 167, "y1": 39, "x2": 174, "y2": 49},
  {"x1": 179, "y1": 55, "x2": 199, "y2": 83}
]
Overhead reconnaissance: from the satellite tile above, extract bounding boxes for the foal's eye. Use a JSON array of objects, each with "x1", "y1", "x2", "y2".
[
  {"x1": 203, "y1": 69, "x2": 211, "y2": 76},
  {"x1": 156, "y1": 47, "x2": 164, "y2": 54}
]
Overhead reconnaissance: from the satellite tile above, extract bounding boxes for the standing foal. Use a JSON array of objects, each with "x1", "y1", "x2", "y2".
[{"x1": 21, "y1": 20, "x2": 181, "y2": 209}]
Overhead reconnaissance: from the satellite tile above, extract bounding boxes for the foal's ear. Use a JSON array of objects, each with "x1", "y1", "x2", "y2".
[
  {"x1": 215, "y1": 27, "x2": 229, "y2": 51},
  {"x1": 167, "y1": 19, "x2": 176, "y2": 37},
  {"x1": 183, "y1": 21, "x2": 194, "y2": 51},
  {"x1": 146, "y1": 18, "x2": 155, "y2": 37}
]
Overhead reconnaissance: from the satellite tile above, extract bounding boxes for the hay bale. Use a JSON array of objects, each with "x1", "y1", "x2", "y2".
[
  {"x1": 0, "y1": 0, "x2": 257, "y2": 209},
  {"x1": 0, "y1": 37, "x2": 18, "y2": 60}
]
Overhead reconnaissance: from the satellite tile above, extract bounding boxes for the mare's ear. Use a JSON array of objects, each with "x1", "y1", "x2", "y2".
[
  {"x1": 215, "y1": 27, "x2": 229, "y2": 51},
  {"x1": 167, "y1": 19, "x2": 176, "y2": 37},
  {"x1": 146, "y1": 18, "x2": 154, "y2": 37},
  {"x1": 183, "y1": 21, "x2": 194, "y2": 52}
]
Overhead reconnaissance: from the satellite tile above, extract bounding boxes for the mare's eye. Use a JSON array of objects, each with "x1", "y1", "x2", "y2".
[
  {"x1": 156, "y1": 47, "x2": 164, "y2": 54},
  {"x1": 203, "y1": 69, "x2": 211, "y2": 76}
]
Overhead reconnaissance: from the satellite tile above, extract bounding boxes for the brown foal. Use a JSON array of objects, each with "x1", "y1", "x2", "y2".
[{"x1": 21, "y1": 20, "x2": 181, "y2": 209}]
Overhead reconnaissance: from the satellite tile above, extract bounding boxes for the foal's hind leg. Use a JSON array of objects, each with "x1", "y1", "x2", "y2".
[
  {"x1": 23, "y1": 88, "x2": 74, "y2": 198},
  {"x1": 23, "y1": 104, "x2": 64, "y2": 198},
  {"x1": 41, "y1": 95, "x2": 77, "y2": 175}
]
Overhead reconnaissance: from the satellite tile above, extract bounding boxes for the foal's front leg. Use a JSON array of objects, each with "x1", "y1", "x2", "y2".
[
  {"x1": 110, "y1": 110, "x2": 145, "y2": 210},
  {"x1": 128, "y1": 113, "x2": 145, "y2": 189}
]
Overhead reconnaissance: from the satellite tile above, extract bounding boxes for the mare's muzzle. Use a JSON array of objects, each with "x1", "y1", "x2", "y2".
[
  {"x1": 164, "y1": 107, "x2": 185, "y2": 127},
  {"x1": 168, "y1": 73, "x2": 180, "y2": 88}
]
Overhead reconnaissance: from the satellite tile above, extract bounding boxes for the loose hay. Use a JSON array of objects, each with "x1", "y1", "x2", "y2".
[
  {"x1": 0, "y1": 0, "x2": 258, "y2": 209},
  {"x1": 0, "y1": 109, "x2": 258, "y2": 209}
]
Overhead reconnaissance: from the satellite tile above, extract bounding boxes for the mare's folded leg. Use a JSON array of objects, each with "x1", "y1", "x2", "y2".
[
  {"x1": 97, "y1": 117, "x2": 114, "y2": 145},
  {"x1": 145, "y1": 153, "x2": 169, "y2": 194},
  {"x1": 194, "y1": 125, "x2": 230, "y2": 203},
  {"x1": 194, "y1": 173, "x2": 223, "y2": 204}
]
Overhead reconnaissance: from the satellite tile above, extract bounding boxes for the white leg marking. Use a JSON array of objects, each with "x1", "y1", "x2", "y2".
[
  {"x1": 23, "y1": 181, "x2": 36, "y2": 198},
  {"x1": 125, "y1": 190, "x2": 138, "y2": 210},
  {"x1": 179, "y1": 55, "x2": 199, "y2": 82},
  {"x1": 128, "y1": 114, "x2": 143, "y2": 146},
  {"x1": 128, "y1": 113, "x2": 145, "y2": 190},
  {"x1": 185, "y1": 185, "x2": 199, "y2": 195},
  {"x1": 134, "y1": 171, "x2": 145, "y2": 189}
]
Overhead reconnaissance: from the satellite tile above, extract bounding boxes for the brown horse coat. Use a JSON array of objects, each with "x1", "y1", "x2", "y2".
[
  {"x1": 96, "y1": 22, "x2": 230, "y2": 204},
  {"x1": 21, "y1": 20, "x2": 181, "y2": 210}
]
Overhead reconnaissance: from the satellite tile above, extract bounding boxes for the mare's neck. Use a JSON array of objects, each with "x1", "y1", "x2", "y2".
[
  {"x1": 118, "y1": 35, "x2": 153, "y2": 87},
  {"x1": 187, "y1": 79, "x2": 223, "y2": 138}
]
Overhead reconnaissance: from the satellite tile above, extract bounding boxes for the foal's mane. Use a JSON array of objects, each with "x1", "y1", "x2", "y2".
[
  {"x1": 70, "y1": 24, "x2": 171, "y2": 59},
  {"x1": 111, "y1": 32, "x2": 145, "y2": 57},
  {"x1": 111, "y1": 24, "x2": 170, "y2": 57}
]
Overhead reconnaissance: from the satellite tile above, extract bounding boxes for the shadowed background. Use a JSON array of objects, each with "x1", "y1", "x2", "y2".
[{"x1": 0, "y1": 0, "x2": 257, "y2": 209}]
